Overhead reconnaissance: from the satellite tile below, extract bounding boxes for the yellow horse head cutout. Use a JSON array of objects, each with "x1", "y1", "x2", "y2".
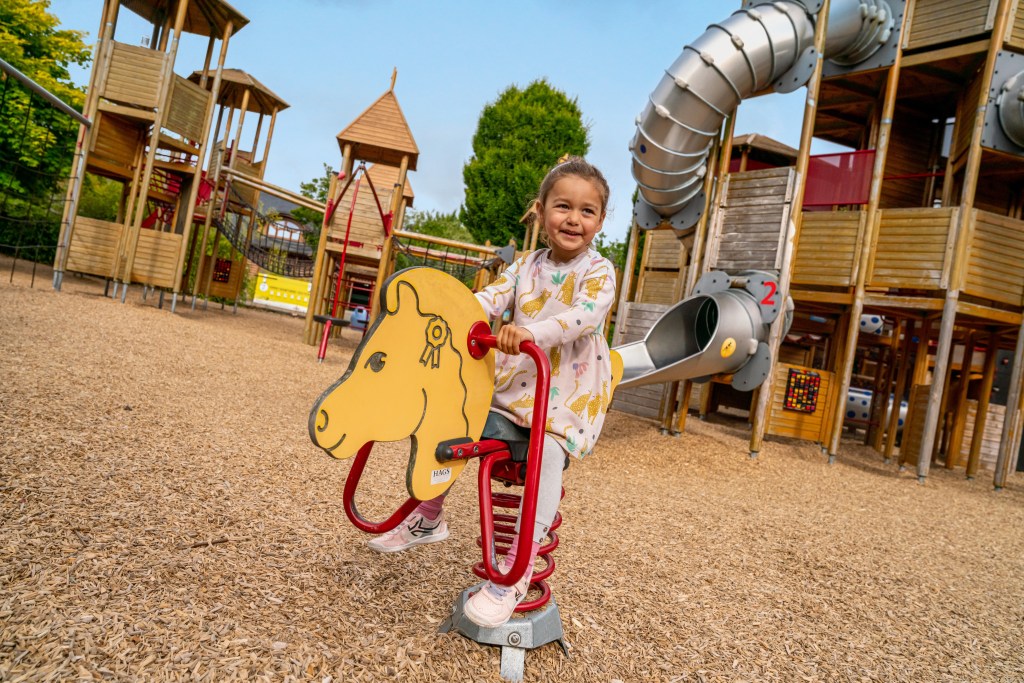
[{"x1": 309, "y1": 267, "x2": 495, "y2": 500}]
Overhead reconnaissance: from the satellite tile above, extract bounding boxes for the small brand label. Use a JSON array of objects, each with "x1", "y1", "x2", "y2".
[
  {"x1": 431, "y1": 467, "x2": 452, "y2": 485},
  {"x1": 720, "y1": 337, "x2": 736, "y2": 358}
]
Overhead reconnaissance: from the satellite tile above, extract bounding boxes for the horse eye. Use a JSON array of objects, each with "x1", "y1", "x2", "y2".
[{"x1": 365, "y1": 351, "x2": 387, "y2": 372}]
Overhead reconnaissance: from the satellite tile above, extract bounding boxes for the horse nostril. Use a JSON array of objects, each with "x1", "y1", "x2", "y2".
[{"x1": 317, "y1": 409, "x2": 329, "y2": 433}]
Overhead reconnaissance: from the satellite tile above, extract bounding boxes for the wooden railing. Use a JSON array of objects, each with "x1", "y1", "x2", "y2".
[
  {"x1": 792, "y1": 210, "x2": 865, "y2": 287},
  {"x1": 101, "y1": 41, "x2": 167, "y2": 111},
  {"x1": 164, "y1": 74, "x2": 210, "y2": 142},
  {"x1": 905, "y1": 0, "x2": 994, "y2": 51},
  {"x1": 867, "y1": 207, "x2": 958, "y2": 290},
  {"x1": 962, "y1": 209, "x2": 1024, "y2": 306}
]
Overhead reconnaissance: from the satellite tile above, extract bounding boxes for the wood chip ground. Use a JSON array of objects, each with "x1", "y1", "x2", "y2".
[{"x1": 2, "y1": 259, "x2": 1024, "y2": 682}]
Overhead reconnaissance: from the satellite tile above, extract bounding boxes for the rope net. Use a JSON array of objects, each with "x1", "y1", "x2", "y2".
[
  {"x1": 210, "y1": 182, "x2": 317, "y2": 279},
  {"x1": 0, "y1": 67, "x2": 80, "y2": 276}
]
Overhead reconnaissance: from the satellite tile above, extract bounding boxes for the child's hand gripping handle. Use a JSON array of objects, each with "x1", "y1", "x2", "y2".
[{"x1": 468, "y1": 322, "x2": 551, "y2": 587}]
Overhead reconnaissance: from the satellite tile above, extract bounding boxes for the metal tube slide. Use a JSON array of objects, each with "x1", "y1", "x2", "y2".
[
  {"x1": 631, "y1": 0, "x2": 895, "y2": 232},
  {"x1": 616, "y1": 288, "x2": 767, "y2": 389}
]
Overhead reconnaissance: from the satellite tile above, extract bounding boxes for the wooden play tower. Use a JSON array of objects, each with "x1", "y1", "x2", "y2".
[
  {"x1": 187, "y1": 68, "x2": 289, "y2": 307},
  {"x1": 54, "y1": 0, "x2": 248, "y2": 305},
  {"x1": 303, "y1": 75, "x2": 418, "y2": 346},
  {"x1": 615, "y1": 0, "x2": 1024, "y2": 487}
]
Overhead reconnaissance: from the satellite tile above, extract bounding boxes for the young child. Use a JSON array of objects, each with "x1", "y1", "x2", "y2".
[{"x1": 369, "y1": 156, "x2": 618, "y2": 628}]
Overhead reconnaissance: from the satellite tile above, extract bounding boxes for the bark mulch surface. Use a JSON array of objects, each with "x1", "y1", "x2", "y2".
[{"x1": 3, "y1": 262, "x2": 1024, "y2": 682}]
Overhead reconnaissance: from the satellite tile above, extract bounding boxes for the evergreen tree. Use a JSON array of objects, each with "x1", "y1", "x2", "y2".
[{"x1": 460, "y1": 79, "x2": 589, "y2": 248}]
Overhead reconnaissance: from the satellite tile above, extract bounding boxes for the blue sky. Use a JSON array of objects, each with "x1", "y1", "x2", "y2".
[{"x1": 48, "y1": 0, "x2": 823, "y2": 243}]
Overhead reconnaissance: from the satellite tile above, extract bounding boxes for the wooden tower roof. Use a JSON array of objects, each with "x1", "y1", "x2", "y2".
[
  {"x1": 189, "y1": 69, "x2": 289, "y2": 114},
  {"x1": 120, "y1": 0, "x2": 249, "y2": 38},
  {"x1": 336, "y1": 75, "x2": 419, "y2": 171}
]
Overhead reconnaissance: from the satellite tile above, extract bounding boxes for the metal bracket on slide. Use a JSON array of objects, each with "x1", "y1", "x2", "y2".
[
  {"x1": 692, "y1": 270, "x2": 783, "y2": 326},
  {"x1": 633, "y1": 193, "x2": 705, "y2": 236},
  {"x1": 774, "y1": 46, "x2": 818, "y2": 93}
]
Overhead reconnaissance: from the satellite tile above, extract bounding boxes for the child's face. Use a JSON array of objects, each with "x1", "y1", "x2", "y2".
[{"x1": 537, "y1": 176, "x2": 605, "y2": 262}]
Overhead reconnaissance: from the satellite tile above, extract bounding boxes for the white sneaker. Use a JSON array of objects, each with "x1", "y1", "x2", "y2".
[
  {"x1": 367, "y1": 510, "x2": 448, "y2": 553},
  {"x1": 463, "y1": 563, "x2": 532, "y2": 628}
]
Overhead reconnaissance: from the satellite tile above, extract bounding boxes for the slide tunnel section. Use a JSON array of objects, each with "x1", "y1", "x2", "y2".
[
  {"x1": 615, "y1": 271, "x2": 789, "y2": 391},
  {"x1": 631, "y1": 0, "x2": 897, "y2": 232}
]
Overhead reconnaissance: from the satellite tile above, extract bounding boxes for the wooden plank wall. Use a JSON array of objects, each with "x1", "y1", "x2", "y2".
[
  {"x1": 880, "y1": 114, "x2": 936, "y2": 208},
  {"x1": 197, "y1": 254, "x2": 245, "y2": 300},
  {"x1": 637, "y1": 230, "x2": 686, "y2": 305},
  {"x1": 905, "y1": 0, "x2": 994, "y2": 50},
  {"x1": 868, "y1": 207, "x2": 957, "y2": 289},
  {"x1": 951, "y1": 66, "x2": 987, "y2": 166},
  {"x1": 963, "y1": 209, "x2": 1024, "y2": 306},
  {"x1": 766, "y1": 363, "x2": 838, "y2": 442},
  {"x1": 792, "y1": 210, "x2": 864, "y2": 287},
  {"x1": 65, "y1": 217, "x2": 122, "y2": 277},
  {"x1": 103, "y1": 42, "x2": 166, "y2": 110},
  {"x1": 1009, "y1": 2, "x2": 1024, "y2": 49},
  {"x1": 609, "y1": 301, "x2": 671, "y2": 421},
  {"x1": 88, "y1": 112, "x2": 141, "y2": 180},
  {"x1": 707, "y1": 167, "x2": 794, "y2": 272},
  {"x1": 132, "y1": 230, "x2": 183, "y2": 288},
  {"x1": 164, "y1": 75, "x2": 211, "y2": 142},
  {"x1": 953, "y1": 400, "x2": 1004, "y2": 471},
  {"x1": 898, "y1": 383, "x2": 931, "y2": 466},
  {"x1": 329, "y1": 168, "x2": 400, "y2": 261}
]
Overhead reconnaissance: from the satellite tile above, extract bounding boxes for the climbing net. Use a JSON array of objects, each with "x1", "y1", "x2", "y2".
[
  {"x1": 0, "y1": 60, "x2": 82, "y2": 284},
  {"x1": 392, "y1": 231, "x2": 508, "y2": 288},
  {"x1": 210, "y1": 182, "x2": 318, "y2": 278}
]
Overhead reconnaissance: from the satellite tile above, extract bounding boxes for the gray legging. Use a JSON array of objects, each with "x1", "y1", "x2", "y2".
[{"x1": 516, "y1": 434, "x2": 566, "y2": 544}]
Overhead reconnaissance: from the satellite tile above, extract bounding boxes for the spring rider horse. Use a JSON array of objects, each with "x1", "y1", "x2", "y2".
[{"x1": 308, "y1": 266, "x2": 620, "y2": 681}]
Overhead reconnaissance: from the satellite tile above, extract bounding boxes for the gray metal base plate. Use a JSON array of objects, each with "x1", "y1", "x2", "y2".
[{"x1": 438, "y1": 584, "x2": 569, "y2": 682}]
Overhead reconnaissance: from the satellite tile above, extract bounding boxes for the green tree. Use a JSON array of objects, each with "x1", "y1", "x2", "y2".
[
  {"x1": 291, "y1": 163, "x2": 334, "y2": 252},
  {"x1": 460, "y1": 79, "x2": 589, "y2": 248},
  {"x1": 0, "y1": 0, "x2": 90, "y2": 258},
  {"x1": 403, "y1": 209, "x2": 473, "y2": 242},
  {"x1": 0, "y1": 0, "x2": 89, "y2": 192}
]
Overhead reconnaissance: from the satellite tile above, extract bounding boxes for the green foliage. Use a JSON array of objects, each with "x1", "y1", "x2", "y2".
[
  {"x1": 76, "y1": 174, "x2": 121, "y2": 221},
  {"x1": 292, "y1": 163, "x2": 334, "y2": 252},
  {"x1": 592, "y1": 233, "x2": 627, "y2": 272},
  {"x1": 460, "y1": 79, "x2": 590, "y2": 248},
  {"x1": 395, "y1": 210, "x2": 480, "y2": 286},
  {"x1": 403, "y1": 209, "x2": 473, "y2": 242},
  {"x1": 0, "y1": 0, "x2": 89, "y2": 259}
]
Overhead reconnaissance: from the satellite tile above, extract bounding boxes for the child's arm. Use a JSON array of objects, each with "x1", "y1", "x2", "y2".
[
  {"x1": 474, "y1": 256, "x2": 526, "y2": 321},
  {"x1": 521, "y1": 258, "x2": 617, "y2": 348}
]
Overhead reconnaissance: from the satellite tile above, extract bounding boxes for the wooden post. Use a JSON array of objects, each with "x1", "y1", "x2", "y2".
[
  {"x1": 966, "y1": 330, "x2": 1000, "y2": 478},
  {"x1": 54, "y1": 0, "x2": 117, "y2": 286},
  {"x1": 370, "y1": 234, "x2": 394, "y2": 323},
  {"x1": 883, "y1": 318, "x2": 914, "y2": 462},
  {"x1": 304, "y1": 148, "x2": 351, "y2": 345},
  {"x1": 610, "y1": 222, "x2": 640, "y2": 347},
  {"x1": 946, "y1": 332, "x2": 976, "y2": 468},
  {"x1": 994, "y1": 321, "x2": 1024, "y2": 489},
  {"x1": 191, "y1": 102, "x2": 228, "y2": 304},
  {"x1": 750, "y1": 0, "x2": 831, "y2": 458},
  {"x1": 120, "y1": 0, "x2": 190, "y2": 292},
  {"x1": 171, "y1": 20, "x2": 232, "y2": 306},
  {"x1": 828, "y1": 4, "x2": 910, "y2": 457},
  {"x1": 917, "y1": 0, "x2": 1013, "y2": 483},
  {"x1": 673, "y1": 124, "x2": 725, "y2": 435},
  {"x1": 202, "y1": 86, "x2": 250, "y2": 303}
]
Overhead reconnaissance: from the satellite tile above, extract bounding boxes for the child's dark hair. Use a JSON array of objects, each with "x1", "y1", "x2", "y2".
[{"x1": 523, "y1": 156, "x2": 610, "y2": 230}]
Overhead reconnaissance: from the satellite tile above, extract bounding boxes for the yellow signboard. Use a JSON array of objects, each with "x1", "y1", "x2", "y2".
[{"x1": 252, "y1": 271, "x2": 311, "y2": 314}]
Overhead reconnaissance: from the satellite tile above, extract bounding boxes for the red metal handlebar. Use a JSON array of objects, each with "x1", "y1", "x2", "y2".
[
  {"x1": 342, "y1": 441, "x2": 420, "y2": 534},
  {"x1": 468, "y1": 325, "x2": 551, "y2": 587}
]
